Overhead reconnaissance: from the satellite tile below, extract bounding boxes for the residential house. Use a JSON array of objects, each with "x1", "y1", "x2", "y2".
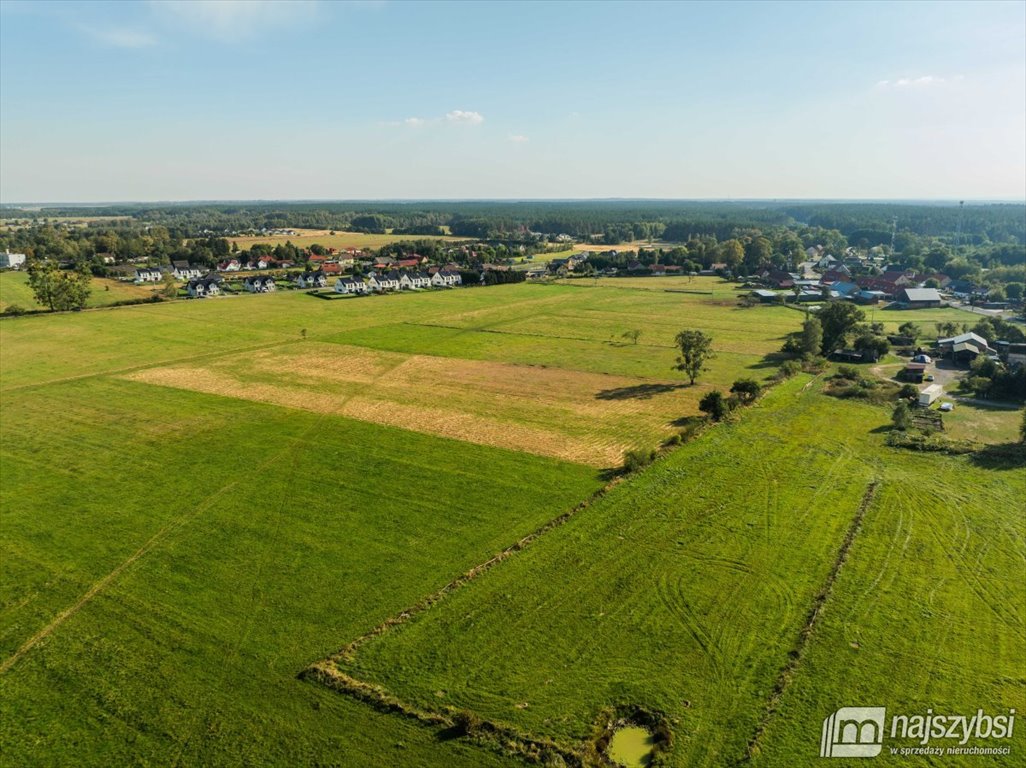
[
  {"x1": 134, "y1": 267, "x2": 165, "y2": 283},
  {"x1": 334, "y1": 276, "x2": 367, "y2": 295},
  {"x1": 187, "y1": 274, "x2": 223, "y2": 298},
  {"x1": 296, "y1": 270, "x2": 328, "y2": 289},
  {"x1": 217, "y1": 259, "x2": 242, "y2": 272},
  {"x1": 369, "y1": 270, "x2": 400, "y2": 291},
  {"x1": 172, "y1": 260, "x2": 203, "y2": 280},
  {"x1": 431, "y1": 269, "x2": 462, "y2": 287},
  {"x1": 243, "y1": 275, "x2": 276, "y2": 293},
  {"x1": 408, "y1": 271, "x2": 432, "y2": 289}
]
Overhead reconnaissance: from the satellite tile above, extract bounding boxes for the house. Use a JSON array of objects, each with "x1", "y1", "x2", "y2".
[
  {"x1": 880, "y1": 270, "x2": 915, "y2": 287},
  {"x1": 134, "y1": 267, "x2": 165, "y2": 283},
  {"x1": 217, "y1": 259, "x2": 242, "y2": 272},
  {"x1": 296, "y1": 270, "x2": 328, "y2": 289},
  {"x1": 321, "y1": 263, "x2": 342, "y2": 275},
  {"x1": 187, "y1": 274, "x2": 223, "y2": 298},
  {"x1": 334, "y1": 276, "x2": 367, "y2": 295},
  {"x1": 243, "y1": 275, "x2": 276, "y2": 293},
  {"x1": 108, "y1": 264, "x2": 137, "y2": 280},
  {"x1": 399, "y1": 272, "x2": 414, "y2": 290},
  {"x1": 0, "y1": 250, "x2": 27, "y2": 269},
  {"x1": 172, "y1": 260, "x2": 203, "y2": 280},
  {"x1": 397, "y1": 258, "x2": 421, "y2": 269},
  {"x1": 408, "y1": 271, "x2": 432, "y2": 289},
  {"x1": 431, "y1": 269, "x2": 461, "y2": 287},
  {"x1": 895, "y1": 287, "x2": 943, "y2": 308},
  {"x1": 760, "y1": 268, "x2": 795, "y2": 289},
  {"x1": 820, "y1": 267, "x2": 852, "y2": 284},
  {"x1": 918, "y1": 384, "x2": 944, "y2": 406},
  {"x1": 650, "y1": 264, "x2": 667, "y2": 276},
  {"x1": 525, "y1": 267, "x2": 547, "y2": 280},
  {"x1": 246, "y1": 257, "x2": 270, "y2": 270},
  {"x1": 373, "y1": 256, "x2": 397, "y2": 269},
  {"x1": 369, "y1": 270, "x2": 400, "y2": 291}
]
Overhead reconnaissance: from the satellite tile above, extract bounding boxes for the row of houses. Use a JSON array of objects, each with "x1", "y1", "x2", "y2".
[
  {"x1": 134, "y1": 261, "x2": 204, "y2": 282},
  {"x1": 183, "y1": 268, "x2": 464, "y2": 298},
  {"x1": 754, "y1": 265, "x2": 948, "y2": 308}
]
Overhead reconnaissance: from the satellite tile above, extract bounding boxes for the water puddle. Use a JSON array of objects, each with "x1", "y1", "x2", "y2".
[{"x1": 607, "y1": 725, "x2": 656, "y2": 767}]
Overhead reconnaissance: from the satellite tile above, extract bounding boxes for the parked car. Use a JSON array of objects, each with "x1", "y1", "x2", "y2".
[
  {"x1": 939, "y1": 402, "x2": 954, "y2": 412},
  {"x1": 925, "y1": 374, "x2": 935, "y2": 382}
]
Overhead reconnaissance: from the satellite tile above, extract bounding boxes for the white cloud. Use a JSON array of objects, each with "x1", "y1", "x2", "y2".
[
  {"x1": 508, "y1": 134, "x2": 529, "y2": 143},
  {"x1": 404, "y1": 117, "x2": 425, "y2": 126},
  {"x1": 445, "y1": 110, "x2": 484, "y2": 125},
  {"x1": 876, "y1": 75, "x2": 959, "y2": 89},
  {"x1": 153, "y1": 0, "x2": 317, "y2": 42},
  {"x1": 79, "y1": 24, "x2": 157, "y2": 48}
]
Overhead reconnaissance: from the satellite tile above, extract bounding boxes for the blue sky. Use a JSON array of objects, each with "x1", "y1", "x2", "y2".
[{"x1": 1, "y1": 0, "x2": 1024, "y2": 202}]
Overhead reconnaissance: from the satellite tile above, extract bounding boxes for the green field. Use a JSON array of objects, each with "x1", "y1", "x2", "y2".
[
  {"x1": 1, "y1": 280, "x2": 1022, "y2": 766},
  {"x1": 0, "y1": 271, "x2": 157, "y2": 312},
  {"x1": 227, "y1": 228, "x2": 469, "y2": 251},
  {"x1": 328, "y1": 378, "x2": 1025, "y2": 765}
]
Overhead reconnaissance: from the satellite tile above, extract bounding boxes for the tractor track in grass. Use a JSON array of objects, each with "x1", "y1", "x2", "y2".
[
  {"x1": 0, "y1": 421, "x2": 322, "y2": 677},
  {"x1": 739, "y1": 477, "x2": 880, "y2": 764}
]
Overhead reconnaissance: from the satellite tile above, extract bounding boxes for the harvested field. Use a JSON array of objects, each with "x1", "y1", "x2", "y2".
[{"x1": 123, "y1": 343, "x2": 691, "y2": 466}]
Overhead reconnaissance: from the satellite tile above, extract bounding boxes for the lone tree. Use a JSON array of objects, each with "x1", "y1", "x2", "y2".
[
  {"x1": 26, "y1": 259, "x2": 91, "y2": 312},
  {"x1": 622, "y1": 329, "x2": 642, "y2": 345},
  {"x1": 673, "y1": 329, "x2": 715, "y2": 385},
  {"x1": 898, "y1": 321, "x2": 921, "y2": 341}
]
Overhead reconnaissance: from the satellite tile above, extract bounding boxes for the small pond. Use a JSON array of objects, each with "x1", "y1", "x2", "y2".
[{"x1": 607, "y1": 725, "x2": 656, "y2": 767}]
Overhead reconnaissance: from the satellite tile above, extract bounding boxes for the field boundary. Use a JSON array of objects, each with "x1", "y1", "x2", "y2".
[{"x1": 739, "y1": 477, "x2": 881, "y2": 763}]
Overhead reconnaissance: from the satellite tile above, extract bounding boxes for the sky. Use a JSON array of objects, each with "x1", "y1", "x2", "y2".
[{"x1": 1, "y1": 0, "x2": 1024, "y2": 202}]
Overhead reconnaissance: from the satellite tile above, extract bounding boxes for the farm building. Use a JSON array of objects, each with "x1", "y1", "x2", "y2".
[
  {"x1": 0, "y1": 250, "x2": 27, "y2": 269},
  {"x1": 750, "y1": 289, "x2": 780, "y2": 303},
  {"x1": 902, "y1": 362, "x2": 927, "y2": 382},
  {"x1": 895, "y1": 287, "x2": 943, "y2": 308},
  {"x1": 937, "y1": 332, "x2": 996, "y2": 365},
  {"x1": 918, "y1": 384, "x2": 944, "y2": 406}
]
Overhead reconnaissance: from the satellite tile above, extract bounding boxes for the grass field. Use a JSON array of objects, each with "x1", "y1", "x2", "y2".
[
  {"x1": 0, "y1": 271, "x2": 157, "y2": 312},
  {"x1": 1, "y1": 280, "x2": 1022, "y2": 766},
  {"x1": 327, "y1": 378, "x2": 1025, "y2": 766},
  {"x1": 226, "y1": 228, "x2": 469, "y2": 251}
]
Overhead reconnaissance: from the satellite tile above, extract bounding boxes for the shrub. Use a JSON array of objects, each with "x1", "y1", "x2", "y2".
[
  {"x1": 836, "y1": 365, "x2": 860, "y2": 381},
  {"x1": 776, "y1": 360, "x2": 801, "y2": 379},
  {"x1": 892, "y1": 401, "x2": 913, "y2": 431},
  {"x1": 730, "y1": 378, "x2": 761, "y2": 404},
  {"x1": 4, "y1": 304, "x2": 26, "y2": 316},
  {"x1": 898, "y1": 384, "x2": 919, "y2": 399},
  {"x1": 699, "y1": 390, "x2": 730, "y2": 421},
  {"x1": 623, "y1": 448, "x2": 657, "y2": 472}
]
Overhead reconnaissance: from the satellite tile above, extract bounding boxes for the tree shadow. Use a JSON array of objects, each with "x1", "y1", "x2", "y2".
[
  {"x1": 968, "y1": 443, "x2": 1026, "y2": 470},
  {"x1": 595, "y1": 383, "x2": 688, "y2": 400}
]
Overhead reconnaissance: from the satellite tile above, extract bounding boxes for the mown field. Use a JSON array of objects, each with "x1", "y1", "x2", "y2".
[
  {"x1": 0, "y1": 270, "x2": 156, "y2": 312},
  {"x1": 226, "y1": 228, "x2": 468, "y2": 251},
  {"x1": 1, "y1": 279, "x2": 1022, "y2": 767},
  {"x1": 331, "y1": 378, "x2": 1026, "y2": 766}
]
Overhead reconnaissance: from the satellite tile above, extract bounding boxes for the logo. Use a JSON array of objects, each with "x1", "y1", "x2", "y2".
[{"x1": 821, "y1": 707, "x2": 886, "y2": 758}]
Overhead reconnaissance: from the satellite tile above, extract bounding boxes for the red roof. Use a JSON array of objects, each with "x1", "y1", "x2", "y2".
[{"x1": 321, "y1": 263, "x2": 342, "y2": 274}]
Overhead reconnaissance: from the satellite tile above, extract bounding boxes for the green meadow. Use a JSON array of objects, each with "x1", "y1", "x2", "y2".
[
  {"x1": 1, "y1": 280, "x2": 1022, "y2": 766},
  {"x1": 0, "y1": 270, "x2": 157, "y2": 313}
]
